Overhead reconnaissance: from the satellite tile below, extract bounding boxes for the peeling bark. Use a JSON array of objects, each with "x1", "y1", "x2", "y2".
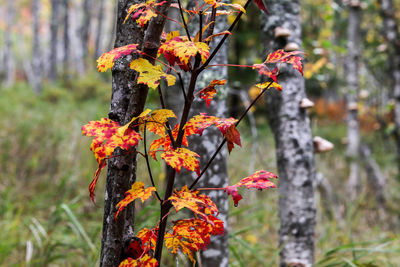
[
  {"x1": 345, "y1": 2, "x2": 361, "y2": 200},
  {"x1": 263, "y1": 1, "x2": 316, "y2": 266},
  {"x1": 99, "y1": 1, "x2": 146, "y2": 266}
]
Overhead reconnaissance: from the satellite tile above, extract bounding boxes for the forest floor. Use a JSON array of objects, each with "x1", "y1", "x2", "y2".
[{"x1": 1, "y1": 79, "x2": 399, "y2": 266}]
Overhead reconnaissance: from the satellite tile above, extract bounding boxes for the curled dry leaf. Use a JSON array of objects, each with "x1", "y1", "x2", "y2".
[{"x1": 197, "y1": 79, "x2": 226, "y2": 107}]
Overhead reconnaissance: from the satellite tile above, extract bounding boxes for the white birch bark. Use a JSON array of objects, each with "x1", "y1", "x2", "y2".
[{"x1": 263, "y1": 1, "x2": 316, "y2": 266}]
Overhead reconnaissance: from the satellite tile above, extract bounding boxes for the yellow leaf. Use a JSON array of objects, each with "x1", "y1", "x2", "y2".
[
  {"x1": 115, "y1": 182, "x2": 156, "y2": 221},
  {"x1": 161, "y1": 148, "x2": 200, "y2": 174},
  {"x1": 130, "y1": 58, "x2": 176, "y2": 89}
]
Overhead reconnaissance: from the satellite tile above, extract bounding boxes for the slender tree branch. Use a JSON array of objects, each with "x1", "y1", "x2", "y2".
[
  {"x1": 157, "y1": 85, "x2": 176, "y2": 148},
  {"x1": 199, "y1": 0, "x2": 252, "y2": 72},
  {"x1": 199, "y1": 11, "x2": 203, "y2": 42},
  {"x1": 189, "y1": 81, "x2": 274, "y2": 190},
  {"x1": 177, "y1": 0, "x2": 191, "y2": 41},
  {"x1": 205, "y1": 7, "x2": 216, "y2": 42},
  {"x1": 177, "y1": 73, "x2": 188, "y2": 101},
  {"x1": 143, "y1": 123, "x2": 162, "y2": 202}
]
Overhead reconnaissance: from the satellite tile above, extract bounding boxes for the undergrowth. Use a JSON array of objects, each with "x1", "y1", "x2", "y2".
[{"x1": 0, "y1": 79, "x2": 399, "y2": 266}]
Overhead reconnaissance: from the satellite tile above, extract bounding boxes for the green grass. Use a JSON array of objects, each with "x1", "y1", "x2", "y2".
[{"x1": 1, "y1": 80, "x2": 399, "y2": 266}]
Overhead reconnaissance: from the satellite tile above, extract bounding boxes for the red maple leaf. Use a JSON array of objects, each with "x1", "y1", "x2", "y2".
[
  {"x1": 197, "y1": 79, "x2": 226, "y2": 108},
  {"x1": 185, "y1": 113, "x2": 241, "y2": 153},
  {"x1": 224, "y1": 170, "x2": 278, "y2": 206}
]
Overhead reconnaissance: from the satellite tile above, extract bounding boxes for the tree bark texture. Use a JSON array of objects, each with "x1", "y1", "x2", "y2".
[
  {"x1": 99, "y1": 1, "x2": 146, "y2": 266},
  {"x1": 263, "y1": 1, "x2": 316, "y2": 266},
  {"x1": 32, "y1": 0, "x2": 42, "y2": 93},
  {"x1": 345, "y1": 2, "x2": 361, "y2": 200},
  {"x1": 176, "y1": 6, "x2": 230, "y2": 266},
  {"x1": 50, "y1": 0, "x2": 60, "y2": 82},
  {"x1": 378, "y1": 0, "x2": 400, "y2": 176}
]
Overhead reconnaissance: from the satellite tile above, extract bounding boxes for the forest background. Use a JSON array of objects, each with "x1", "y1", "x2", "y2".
[{"x1": 1, "y1": 0, "x2": 400, "y2": 266}]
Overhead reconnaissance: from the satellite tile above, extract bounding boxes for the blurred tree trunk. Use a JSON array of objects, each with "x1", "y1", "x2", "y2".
[
  {"x1": 345, "y1": 1, "x2": 361, "y2": 200},
  {"x1": 107, "y1": 1, "x2": 118, "y2": 51},
  {"x1": 32, "y1": 0, "x2": 42, "y2": 93},
  {"x1": 62, "y1": 0, "x2": 70, "y2": 78},
  {"x1": 164, "y1": 3, "x2": 230, "y2": 265},
  {"x1": 188, "y1": 13, "x2": 230, "y2": 267},
  {"x1": 377, "y1": 0, "x2": 400, "y2": 177},
  {"x1": 95, "y1": 0, "x2": 106, "y2": 59},
  {"x1": 49, "y1": 0, "x2": 60, "y2": 82},
  {"x1": 263, "y1": 1, "x2": 316, "y2": 266},
  {"x1": 81, "y1": 0, "x2": 93, "y2": 67},
  {"x1": 2, "y1": 0, "x2": 15, "y2": 87},
  {"x1": 99, "y1": 0, "x2": 146, "y2": 266}
]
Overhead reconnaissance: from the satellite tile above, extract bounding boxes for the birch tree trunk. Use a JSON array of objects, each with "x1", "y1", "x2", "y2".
[
  {"x1": 32, "y1": 0, "x2": 42, "y2": 93},
  {"x1": 49, "y1": 0, "x2": 60, "y2": 82},
  {"x1": 263, "y1": 1, "x2": 316, "y2": 266},
  {"x1": 62, "y1": 0, "x2": 70, "y2": 77},
  {"x1": 377, "y1": 0, "x2": 400, "y2": 177},
  {"x1": 95, "y1": 0, "x2": 105, "y2": 59},
  {"x1": 81, "y1": 0, "x2": 93, "y2": 66},
  {"x1": 181, "y1": 13, "x2": 230, "y2": 267},
  {"x1": 345, "y1": 1, "x2": 361, "y2": 200},
  {"x1": 3, "y1": 0, "x2": 15, "y2": 87},
  {"x1": 99, "y1": 0, "x2": 146, "y2": 266}
]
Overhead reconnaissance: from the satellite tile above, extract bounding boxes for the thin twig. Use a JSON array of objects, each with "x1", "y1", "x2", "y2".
[
  {"x1": 143, "y1": 123, "x2": 162, "y2": 202},
  {"x1": 199, "y1": 0, "x2": 252, "y2": 72},
  {"x1": 177, "y1": 0, "x2": 191, "y2": 41},
  {"x1": 177, "y1": 73, "x2": 188, "y2": 102},
  {"x1": 157, "y1": 85, "x2": 176, "y2": 148},
  {"x1": 189, "y1": 81, "x2": 274, "y2": 190}
]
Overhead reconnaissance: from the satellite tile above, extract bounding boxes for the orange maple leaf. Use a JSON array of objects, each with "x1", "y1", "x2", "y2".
[
  {"x1": 224, "y1": 170, "x2": 278, "y2": 206},
  {"x1": 149, "y1": 124, "x2": 188, "y2": 160},
  {"x1": 197, "y1": 79, "x2": 226, "y2": 107},
  {"x1": 252, "y1": 63, "x2": 278, "y2": 82},
  {"x1": 265, "y1": 50, "x2": 304, "y2": 75},
  {"x1": 82, "y1": 118, "x2": 142, "y2": 201},
  {"x1": 158, "y1": 37, "x2": 210, "y2": 67},
  {"x1": 130, "y1": 58, "x2": 176, "y2": 90},
  {"x1": 118, "y1": 255, "x2": 158, "y2": 267},
  {"x1": 122, "y1": 108, "x2": 176, "y2": 136},
  {"x1": 185, "y1": 113, "x2": 241, "y2": 153},
  {"x1": 164, "y1": 215, "x2": 224, "y2": 263},
  {"x1": 161, "y1": 148, "x2": 200, "y2": 175},
  {"x1": 252, "y1": 49, "x2": 303, "y2": 82},
  {"x1": 115, "y1": 182, "x2": 156, "y2": 221},
  {"x1": 97, "y1": 44, "x2": 140, "y2": 72},
  {"x1": 204, "y1": 0, "x2": 246, "y2": 13},
  {"x1": 124, "y1": 0, "x2": 166, "y2": 27},
  {"x1": 255, "y1": 81, "x2": 282, "y2": 91},
  {"x1": 168, "y1": 186, "x2": 219, "y2": 220},
  {"x1": 137, "y1": 227, "x2": 158, "y2": 254}
]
